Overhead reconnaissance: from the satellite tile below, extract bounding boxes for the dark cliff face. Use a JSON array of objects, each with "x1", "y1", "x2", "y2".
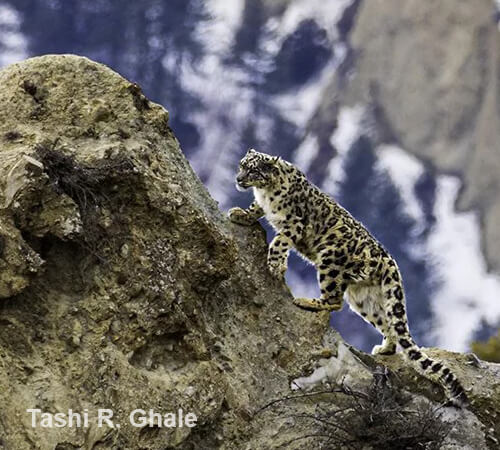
[{"x1": 0, "y1": 55, "x2": 498, "y2": 449}]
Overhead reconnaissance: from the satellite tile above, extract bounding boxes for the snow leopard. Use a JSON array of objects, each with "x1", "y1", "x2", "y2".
[{"x1": 228, "y1": 149, "x2": 467, "y2": 405}]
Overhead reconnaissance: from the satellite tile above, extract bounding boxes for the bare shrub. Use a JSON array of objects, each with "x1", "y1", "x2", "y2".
[
  {"x1": 258, "y1": 367, "x2": 451, "y2": 449},
  {"x1": 36, "y1": 143, "x2": 136, "y2": 260}
]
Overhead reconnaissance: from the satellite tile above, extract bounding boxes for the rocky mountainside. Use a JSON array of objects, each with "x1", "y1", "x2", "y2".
[
  {"x1": 344, "y1": 0, "x2": 500, "y2": 270},
  {"x1": 0, "y1": 55, "x2": 498, "y2": 450}
]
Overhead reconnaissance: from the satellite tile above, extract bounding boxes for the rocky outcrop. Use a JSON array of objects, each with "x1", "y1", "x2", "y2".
[{"x1": 0, "y1": 55, "x2": 498, "y2": 449}]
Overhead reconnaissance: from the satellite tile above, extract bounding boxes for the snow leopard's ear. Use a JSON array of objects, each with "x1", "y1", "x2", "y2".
[{"x1": 246, "y1": 148, "x2": 257, "y2": 155}]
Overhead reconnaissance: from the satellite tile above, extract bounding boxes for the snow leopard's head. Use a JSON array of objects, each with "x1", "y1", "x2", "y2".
[{"x1": 235, "y1": 149, "x2": 281, "y2": 191}]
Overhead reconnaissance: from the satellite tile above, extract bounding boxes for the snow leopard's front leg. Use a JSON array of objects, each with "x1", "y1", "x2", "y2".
[
  {"x1": 268, "y1": 223, "x2": 303, "y2": 279},
  {"x1": 228, "y1": 201, "x2": 264, "y2": 225}
]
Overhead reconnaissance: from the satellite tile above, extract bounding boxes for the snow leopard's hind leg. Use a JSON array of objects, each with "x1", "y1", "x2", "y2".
[{"x1": 347, "y1": 283, "x2": 397, "y2": 355}]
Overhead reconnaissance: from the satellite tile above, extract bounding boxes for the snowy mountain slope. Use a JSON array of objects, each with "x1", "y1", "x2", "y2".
[
  {"x1": 428, "y1": 176, "x2": 500, "y2": 350},
  {"x1": 319, "y1": 106, "x2": 500, "y2": 351}
]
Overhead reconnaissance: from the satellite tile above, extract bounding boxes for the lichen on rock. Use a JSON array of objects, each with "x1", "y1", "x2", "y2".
[{"x1": 0, "y1": 55, "x2": 498, "y2": 449}]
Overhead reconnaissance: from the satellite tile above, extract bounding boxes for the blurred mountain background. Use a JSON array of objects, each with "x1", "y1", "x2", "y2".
[{"x1": 2, "y1": 0, "x2": 499, "y2": 353}]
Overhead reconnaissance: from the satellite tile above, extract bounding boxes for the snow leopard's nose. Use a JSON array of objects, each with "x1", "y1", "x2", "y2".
[{"x1": 236, "y1": 172, "x2": 246, "y2": 183}]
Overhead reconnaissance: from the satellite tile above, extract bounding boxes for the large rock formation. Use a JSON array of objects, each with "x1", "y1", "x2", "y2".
[{"x1": 0, "y1": 55, "x2": 498, "y2": 449}]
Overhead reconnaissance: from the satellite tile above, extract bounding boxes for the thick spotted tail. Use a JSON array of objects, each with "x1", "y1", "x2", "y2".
[{"x1": 389, "y1": 304, "x2": 468, "y2": 406}]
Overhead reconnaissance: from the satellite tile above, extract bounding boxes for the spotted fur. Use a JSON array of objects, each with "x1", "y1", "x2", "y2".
[{"x1": 229, "y1": 149, "x2": 467, "y2": 406}]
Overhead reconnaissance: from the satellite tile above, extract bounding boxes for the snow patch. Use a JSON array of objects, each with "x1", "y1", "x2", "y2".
[
  {"x1": 271, "y1": 56, "x2": 342, "y2": 128},
  {"x1": 0, "y1": 3, "x2": 28, "y2": 67},
  {"x1": 292, "y1": 133, "x2": 319, "y2": 172},
  {"x1": 376, "y1": 145, "x2": 426, "y2": 234},
  {"x1": 273, "y1": 0, "x2": 354, "y2": 45},
  {"x1": 260, "y1": 0, "x2": 352, "y2": 59},
  {"x1": 323, "y1": 105, "x2": 365, "y2": 195},
  {"x1": 428, "y1": 176, "x2": 500, "y2": 351},
  {"x1": 199, "y1": 0, "x2": 245, "y2": 54},
  {"x1": 330, "y1": 105, "x2": 365, "y2": 154}
]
